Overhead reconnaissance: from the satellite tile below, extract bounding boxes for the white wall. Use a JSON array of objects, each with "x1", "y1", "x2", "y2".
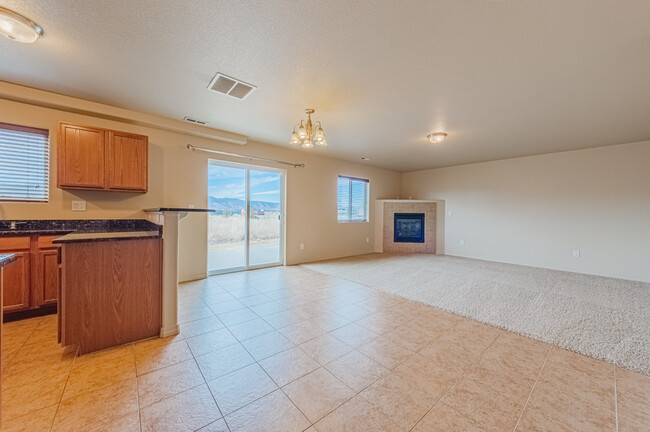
[
  {"x1": 402, "y1": 141, "x2": 650, "y2": 282},
  {"x1": 0, "y1": 94, "x2": 401, "y2": 281}
]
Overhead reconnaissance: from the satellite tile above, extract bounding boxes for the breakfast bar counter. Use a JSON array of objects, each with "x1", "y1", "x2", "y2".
[{"x1": 54, "y1": 233, "x2": 162, "y2": 354}]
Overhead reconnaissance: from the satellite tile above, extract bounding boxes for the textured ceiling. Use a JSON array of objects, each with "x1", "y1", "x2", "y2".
[{"x1": 2, "y1": 0, "x2": 650, "y2": 171}]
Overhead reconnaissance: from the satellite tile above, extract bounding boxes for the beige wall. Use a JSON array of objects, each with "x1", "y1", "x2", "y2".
[
  {"x1": 0, "y1": 97, "x2": 401, "y2": 281},
  {"x1": 402, "y1": 141, "x2": 650, "y2": 282}
]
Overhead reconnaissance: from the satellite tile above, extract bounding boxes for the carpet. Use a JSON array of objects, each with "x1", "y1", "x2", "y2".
[{"x1": 302, "y1": 253, "x2": 650, "y2": 375}]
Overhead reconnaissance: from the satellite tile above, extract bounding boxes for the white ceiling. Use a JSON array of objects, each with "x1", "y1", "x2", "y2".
[{"x1": 2, "y1": 0, "x2": 650, "y2": 172}]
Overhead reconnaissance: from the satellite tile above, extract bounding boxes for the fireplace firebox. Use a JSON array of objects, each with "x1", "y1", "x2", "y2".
[{"x1": 394, "y1": 213, "x2": 425, "y2": 243}]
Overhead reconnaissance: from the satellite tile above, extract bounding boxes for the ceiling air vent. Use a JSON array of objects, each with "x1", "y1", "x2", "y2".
[
  {"x1": 208, "y1": 73, "x2": 256, "y2": 100},
  {"x1": 183, "y1": 116, "x2": 209, "y2": 126}
]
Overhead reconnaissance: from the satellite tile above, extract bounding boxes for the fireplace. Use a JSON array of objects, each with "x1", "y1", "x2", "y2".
[{"x1": 394, "y1": 213, "x2": 425, "y2": 243}]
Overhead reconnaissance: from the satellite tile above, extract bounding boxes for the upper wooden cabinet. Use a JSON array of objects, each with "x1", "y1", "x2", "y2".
[
  {"x1": 58, "y1": 123, "x2": 148, "y2": 192},
  {"x1": 58, "y1": 124, "x2": 105, "y2": 189},
  {"x1": 106, "y1": 130, "x2": 148, "y2": 191}
]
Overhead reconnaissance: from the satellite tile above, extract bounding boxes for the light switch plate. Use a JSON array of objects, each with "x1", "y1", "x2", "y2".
[{"x1": 72, "y1": 200, "x2": 86, "y2": 211}]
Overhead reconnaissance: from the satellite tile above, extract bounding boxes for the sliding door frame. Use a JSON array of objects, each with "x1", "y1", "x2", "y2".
[{"x1": 207, "y1": 159, "x2": 286, "y2": 275}]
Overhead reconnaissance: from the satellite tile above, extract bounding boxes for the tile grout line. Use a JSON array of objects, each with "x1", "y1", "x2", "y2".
[
  {"x1": 511, "y1": 345, "x2": 552, "y2": 432},
  {"x1": 134, "y1": 349, "x2": 144, "y2": 432},
  {"x1": 47, "y1": 344, "x2": 79, "y2": 432},
  {"x1": 407, "y1": 329, "x2": 502, "y2": 432},
  {"x1": 4, "y1": 316, "x2": 42, "y2": 370},
  {"x1": 614, "y1": 367, "x2": 619, "y2": 432},
  {"x1": 193, "y1": 322, "x2": 235, "y2": 432}
]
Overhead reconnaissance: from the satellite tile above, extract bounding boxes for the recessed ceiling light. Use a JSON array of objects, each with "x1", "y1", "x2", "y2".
[
  {"x1": 427, "y1": 132, "x2": 447, "y2": 144},
  {"x1": 0, "y1": 7, "x2": 43, "y2": 43},
  {"x1": 361, "y1": 157, "x2": 371, "y2": 160}
]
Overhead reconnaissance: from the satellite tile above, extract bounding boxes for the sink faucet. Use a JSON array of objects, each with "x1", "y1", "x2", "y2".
[{"x1": 9, "y1": 221, "x2": 16, "y2": 230}]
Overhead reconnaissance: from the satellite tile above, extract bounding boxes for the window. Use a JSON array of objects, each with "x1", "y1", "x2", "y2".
[
  {"x1": 0, "y1": 123, "x2": 50, "y2": 202},
  {"x1": 337, "y1": 175, "x2": 369, "y2": 222}
]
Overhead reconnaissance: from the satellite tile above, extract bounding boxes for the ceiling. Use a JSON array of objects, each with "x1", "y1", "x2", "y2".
[{"x1": 2, "y1": 0, "x2": 650, "y2": 172}]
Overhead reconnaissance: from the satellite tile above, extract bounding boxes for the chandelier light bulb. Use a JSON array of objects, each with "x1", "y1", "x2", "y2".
[
  {"x1": 297, "y1": 124, "x2": 308, "y2": 140},
  {"x1": 302, "y1": 138, "x2": 313, "y2": 149},
  {"x1": 313, "y1": 126, "x2": 325, "y2": 143},
  {"x1": 289, "y1": 131, "x2": 301, "y2": 145},
  {"x1": 427, "y1": 132, "x2": 448, "y2": 144},
  {"x1": 317, "y1": 139, "x2": 327, "y2": 147}
]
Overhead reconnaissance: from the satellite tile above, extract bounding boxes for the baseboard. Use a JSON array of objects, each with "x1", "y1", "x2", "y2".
[
  {"x1": 4, "y1": 305, "x2": 57, "y2": 323},
  {"x1": 287, "y1": 250, "x2": 379, "y2": 266},
  {"x1": 179, "y1": 273, "x2": 207, "y2": 283},
  {"x1": 160, "y1": 324, "x2": 180, "y2": 337}
]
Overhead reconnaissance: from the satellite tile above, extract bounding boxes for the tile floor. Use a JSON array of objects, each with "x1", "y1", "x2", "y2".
[{"x1": 1, "y1": 266, "x2": 648, "y2": 431}]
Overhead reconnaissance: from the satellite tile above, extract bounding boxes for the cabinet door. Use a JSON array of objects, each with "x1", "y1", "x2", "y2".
[
  {"x1": 58, "y1": 123, "x2": 105, "y2": 189},
  {"x1": 105, "y1": 131, "x2": 148, "y2": 192},
  {"x1": 2, "y1": 252, "x2": 31, "y2": 312},
  {"x1": 35, "y1": 249, "x2": 59, "y2": 306}
]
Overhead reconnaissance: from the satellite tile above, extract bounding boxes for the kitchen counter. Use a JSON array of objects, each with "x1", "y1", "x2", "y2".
[
  {"x1": 143, "y1": 208, "x2": 214, "y2": 213},
  {"x1": 53, "y1": 231, "x2": 161, "y2": 243},
  {"x1": 0, "y1": 219, "x2": 162, "y2": 236},
  {"x1": 0, "y1": 254, "x2": 15, "y2": 268}
]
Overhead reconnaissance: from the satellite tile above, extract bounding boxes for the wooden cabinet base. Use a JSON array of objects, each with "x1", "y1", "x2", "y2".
[{"x1": 60, "y1": 238, "x2": 162, "y2": 354}]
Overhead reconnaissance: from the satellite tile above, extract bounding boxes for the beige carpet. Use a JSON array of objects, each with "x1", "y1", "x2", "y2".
[{"x1": 302, "y1": 253, "x2": 650, "y2": 375}]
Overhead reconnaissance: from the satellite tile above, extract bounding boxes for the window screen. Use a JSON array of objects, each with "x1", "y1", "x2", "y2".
[
  {"x1": 0, "y1": 123, "x2": 50, "y2": 202},
  {"x1": 337, "y1": 175, "x2": 369, "y2": 222}
]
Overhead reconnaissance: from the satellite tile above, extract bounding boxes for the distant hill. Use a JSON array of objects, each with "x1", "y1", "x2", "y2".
[{"x1": 208, "y1": 196, "x2": 280, "y2": 213}]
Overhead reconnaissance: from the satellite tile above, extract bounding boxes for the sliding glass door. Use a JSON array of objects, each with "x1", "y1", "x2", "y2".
[{"x1": 207, "y1": 160, "x2": 284, "y2": 274}]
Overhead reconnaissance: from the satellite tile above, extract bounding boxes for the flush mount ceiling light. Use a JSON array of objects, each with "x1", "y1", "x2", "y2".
[
  {"x1": 427, "y1": 132, "x2": 447, "y2": 144},
  {"x1": 0, "y1": 6, "x2": 43, "y2": 43},
  {"x1": 290, "y1": 108, "x2": 327, "y2": 149}
]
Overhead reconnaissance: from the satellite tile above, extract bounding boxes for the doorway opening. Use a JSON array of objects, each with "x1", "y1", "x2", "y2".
[{"x1": 207, "y1": 160, "x2": 285, "y2": 274}]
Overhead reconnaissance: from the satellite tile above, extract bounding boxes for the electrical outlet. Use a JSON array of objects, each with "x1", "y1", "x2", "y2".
[
  {"x1": 366, "y1": 237, "x2": 370, "y2": 243},
  {"x1": 460, "y1": 240, "x2": 465, "y2": 246},
  {"x1": 448, "y1": 210, "x2": 452, "y2": 216},
  {"x1": 188, "y1": 203, "x2": 195, "y2": 209},
  {"x1": 71, "y1": 200, "x2": 86, "y2": 211},
  {"x1": 573, "y1": 250, "x2": 580, "y2": 258},
  {"x1": 300, "y1": 243, "x2": 305, "y2": 250}
]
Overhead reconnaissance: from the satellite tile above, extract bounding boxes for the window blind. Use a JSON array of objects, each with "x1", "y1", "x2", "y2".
[
  {"x1": 0, "y1": 123, "x2": 50, "y2": 202},
  {"x1": 337, "y1": 175, "x2": 369, "y2": 222}
]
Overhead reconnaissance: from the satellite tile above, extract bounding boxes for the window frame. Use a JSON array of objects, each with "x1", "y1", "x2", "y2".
[
  {"x1": 337, "y1": 175, "x2": 370, "y2": 223},
  {"x1": 0, "y1": 122, "x2": 50, "y2": 203}
]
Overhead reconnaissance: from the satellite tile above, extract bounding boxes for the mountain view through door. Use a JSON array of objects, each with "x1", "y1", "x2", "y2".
[{"x1": 207, "y1": 161, "x2": 283, "y2": 273}]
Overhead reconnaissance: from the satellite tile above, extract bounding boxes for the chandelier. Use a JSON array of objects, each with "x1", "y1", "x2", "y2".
[{"x1": 289, "y1": 108, "x2": 327, "y2": 149}]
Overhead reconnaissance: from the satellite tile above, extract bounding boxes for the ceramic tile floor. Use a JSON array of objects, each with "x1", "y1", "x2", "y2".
[{"x1": 2, "y1": 266, "x2": 649, "y2": 431}]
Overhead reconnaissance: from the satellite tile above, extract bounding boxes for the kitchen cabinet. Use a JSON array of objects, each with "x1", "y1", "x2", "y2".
[
  {"x1": 57, "y1": 122, "x2": 148, "y2": 192},
  {"x1": 0, "y1": 237, "x2": 31, "y2": 312},
  {"x1": 34, "y1": 236, "x2": 60, "y2": 306},
  {"x1": 57, "y1": 123, "x2": 105, "y2": 189},
  {"x1": 105, "y1": 130, "x2": 148, "y2": 191},
  {"x1": 0, "y1": 235, "x2": 60, "y2": 316}
]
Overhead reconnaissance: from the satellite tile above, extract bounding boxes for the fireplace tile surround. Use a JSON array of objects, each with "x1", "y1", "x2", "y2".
[{"x1": 376, "y1": 200, "x2": 437, "y2": 254}]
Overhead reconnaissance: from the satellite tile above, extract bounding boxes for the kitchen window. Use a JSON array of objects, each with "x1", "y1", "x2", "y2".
[
  {"x1": 0, "y1": 122, "x2": 49, "y2": 202},
  {"x1": 337, "y1": 175, "x2": 369, "y2": 223}
]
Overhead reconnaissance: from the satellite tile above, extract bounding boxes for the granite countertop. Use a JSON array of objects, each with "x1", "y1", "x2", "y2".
[
  {"x1": 53, "y1": 231, "x2": 161, "y2": 244},
  {"x1": 0, "y1": 219, "x2": 162, "y2": 237},
  {"x1": 144, "y1": 208, "x2": 215, "y2": 213},
  {"x1": 0, "y1": 254, "x2": 16, "y2": 267}
]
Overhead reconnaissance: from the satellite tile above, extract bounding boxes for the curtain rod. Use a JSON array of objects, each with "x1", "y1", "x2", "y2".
[{"x1": 187, "y1": 144, "x2": 305, "y2": 168}]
